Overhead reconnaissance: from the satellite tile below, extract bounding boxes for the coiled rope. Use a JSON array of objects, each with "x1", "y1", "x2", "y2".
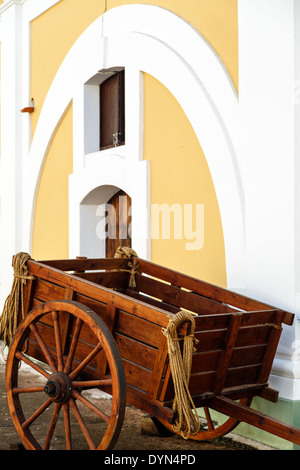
[
  {"x1": 0, "y1": 252, "x2": 34, "y2": 347},
  {"x1": 162, "y1": 310, "x2": 201, "y2": 439}
]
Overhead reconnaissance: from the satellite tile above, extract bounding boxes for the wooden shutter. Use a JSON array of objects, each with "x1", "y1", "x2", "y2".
[{"x1": 100, "y1": 71, "x2": 125, "y2": 150}]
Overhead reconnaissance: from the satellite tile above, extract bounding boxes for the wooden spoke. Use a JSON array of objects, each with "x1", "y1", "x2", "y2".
[
  {"x1": 13, "y1": 386, "x2": 45, "y2": 394},
  {"x1": 29, "y1": 323, "x2": 57, "y2": 372},
  {"x1": 43, "y1": 403, "x2": 62, "y2": 450},
  {"x1": 15, "y1": 351, "x2": 50, "y2": 379},
  {"x1": 22, "y1": 398, "x2": 53, "y2": 430},
  {"x1": 72, "y1": 389, "x2": 110, "y2": 423},
  {"x1": 69, "y1": 398, "x2": 96, "y2": 450},
  {"x1": 203, "y1": 406, "x2": 214, "y2": 431},
  {"x1": 72, "y1": 379, "x2": 112, "y2": 389},
  {"x1": 69, "y1": 342, "x2": 103, "y2": 380},
  {"x1": 63, "y1": 403, "x2": 72, "y2": 450},
  {"x1": 64, "y1": 317, "x2": 83, "y2": 375},
  {"x1": 52, "y1": 311, "x2": 64, "y2": 372}
]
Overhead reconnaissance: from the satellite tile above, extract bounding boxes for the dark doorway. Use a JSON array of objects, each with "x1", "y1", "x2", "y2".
[{"x1": 105, "y1": 189, "x2": 132, "y2": 257}]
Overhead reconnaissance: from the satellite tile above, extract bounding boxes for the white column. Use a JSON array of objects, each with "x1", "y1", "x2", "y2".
[
  {"x1": 239, "y1": 0, "x2": 299, "y2": 398},
  {"x1": 0, "y1": 2, "x2": 24, "y2": 307}
]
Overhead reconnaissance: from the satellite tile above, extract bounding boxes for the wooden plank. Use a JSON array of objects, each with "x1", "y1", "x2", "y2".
[
  {"x1": 126, "y1": 289, "x2": 179, "y2": 314},
  {"x1": 209, "y1": 395, "x2": 300, "y2": 445},
  {"x1": 33, "y1": 278, "x2": 65, "y2": 303},
  {"x1": 183, "y1": 371, "x2": 216, "y2": 396},
  {"x1": 135, "y1": 273, "x2": 236, "y2": 315},
  {"x1": 194, "y1": 313, "x2": 231, "y2": 332},
  {"x1": 240, "y1": 309, "x2": 285, "y2": 327},
  {"x1": 99, "y1": 304, "x2": 119, "y2": 376},
  {"x1": 191, "y1": 350, "x2": 220, "y2": 374},
  {"x1": 38, "y1": 257, "x2": 130, "y2": 272},
  {"x1": 259, "y1": 386, "x2": 279, "y2": 403},
  {"x1": 20, "y1": 278, "x2": 36, "y2": 322},
  {"x1": 122, "y1": 359, "x2": 153, "y2": 394},
  {"x1": 105, "y1": 304, "x2": 119, "y2": 333},
  {"x1": 256, "y1": 311, "x2": 285, "y2": 384},
  {"x1": 75, "y1": 293, "x2": 108, "y2": 322},
  {"x1": 147, "y1": 335, "x2": 169, "y2": 399},
  {"x1": 223, "y1": 364, "x2": 261, "y2": 389},
  {"x1": 194, "y1": 329, "x2": 227, "y2": 352},
  {"x1": 136, "y1": 258, "x2": 294, "y2": 324},
  {"x1": 188, "y1": 344, "x2": 266, "y2": 375},
  {"x1": 211, "y1": 313, "x2": 243, "y2": 394},
  {"x1": 116, "y1": 310, "x2": 163, "y2": 349},
  {"x1": 115, "y1": 333, "x2": 157, "y2": 371},
  {"x1": 230, "y1": 344, "x2": 266, "y2": 368},
  {"x1": 74, "y1": 271, "x2": 129, "y2": 289},
  {"x1": 236, "y1": 325, "x2": 270, "y2": 347},
  {"x1": 59, "y1": 287, "x2": 75, "y2": 357}
]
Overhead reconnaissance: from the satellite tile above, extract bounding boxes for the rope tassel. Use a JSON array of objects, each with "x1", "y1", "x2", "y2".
[
  {"x1": 162, "y1": 310, "x2": 201, "y2": 439},
  {"x1": 0, "y1": 252, "x2": 34, "y2": 347},
  {"x1": 114, "y1": 246, "x2": 139, "y2": 288}
]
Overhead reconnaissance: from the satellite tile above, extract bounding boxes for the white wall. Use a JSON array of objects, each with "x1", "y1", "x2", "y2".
[{"x1": 239, "y1": 0, "x2": 300, "y2": 399}]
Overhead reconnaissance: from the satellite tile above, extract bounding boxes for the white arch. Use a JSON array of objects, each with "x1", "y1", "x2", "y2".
[{"x1": 23, "y1": 4, "x2": 244, "y2": 287}]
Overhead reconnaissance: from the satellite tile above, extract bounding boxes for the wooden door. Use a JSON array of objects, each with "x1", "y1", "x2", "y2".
[{"x1": 106, "y1": 190, "x2": 132, "y2": 257}]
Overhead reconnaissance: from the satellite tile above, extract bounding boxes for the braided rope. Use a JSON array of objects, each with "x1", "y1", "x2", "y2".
[
  {"x1": 0, "y1": 252, "x2": 34, "y2": 347},
  {"x1": 162, "y1": 310, "x2": 201, "y2": 439}
]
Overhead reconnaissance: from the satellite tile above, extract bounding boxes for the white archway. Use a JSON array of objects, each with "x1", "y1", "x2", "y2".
[{"x1": 23, "y1": 4, "x2": 244, "y2": 287}]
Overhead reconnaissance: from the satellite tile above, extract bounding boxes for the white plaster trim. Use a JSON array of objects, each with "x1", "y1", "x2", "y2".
[
  {"x1": 21, "y1": 5, "x2": 243, "y2": 288},
  {"x1": 69, "y1": 157, "x2": 150, "y2": 260}
]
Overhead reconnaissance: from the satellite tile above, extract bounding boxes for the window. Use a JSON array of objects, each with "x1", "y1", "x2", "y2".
[{"x1": 100, "y1": 70, "x2": 125, "y2": 150}]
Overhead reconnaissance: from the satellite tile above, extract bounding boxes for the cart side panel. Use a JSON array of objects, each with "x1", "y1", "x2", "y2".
[
  {"x1": 136, "y1": 257, "x2": 294, "y2": 325},
  {"x1": 159, "y1": 310, "x2": 285, "y2": 402},
  {"x1": 21, "y1": 276, "x2": 167, "y2": 399}
]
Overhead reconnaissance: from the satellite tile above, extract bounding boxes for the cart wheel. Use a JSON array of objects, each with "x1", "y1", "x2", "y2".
[
  {"x1": 6, "y1": 300, "x2": 126, "y2": 450},
  {"x1": 158, "y1": 398, "x2": 252, "y2": 441}
]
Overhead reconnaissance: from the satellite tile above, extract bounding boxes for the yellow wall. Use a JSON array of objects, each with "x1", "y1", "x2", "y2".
[
  {"x1": 32, "y1": 104, "x2": 73, "y2": 260},
  {"x1": 30, "y1": 0, "x2": 106, "y2": 136},
  {"x1": 143, "y1": 74, "x2": 226, "y2": 286},
  {"x1": 31, "y1": 0, "x2": 238, "y2": 136},
  {"x1": 108, "y1": 0, "x2": 238, "y2": 91},
  {"x1": 31, "y1": 0, "x2": 235, "y2": 285}
]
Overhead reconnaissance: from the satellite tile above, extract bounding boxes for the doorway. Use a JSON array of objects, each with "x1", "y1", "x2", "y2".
[{"x1": 105, "y1": 189, "x2": 132, "y2": 257}]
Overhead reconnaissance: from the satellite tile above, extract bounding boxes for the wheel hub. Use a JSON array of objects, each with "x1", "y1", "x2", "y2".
[{"x1": 44, "y1": 372, "x2": 72, "y2": 403}]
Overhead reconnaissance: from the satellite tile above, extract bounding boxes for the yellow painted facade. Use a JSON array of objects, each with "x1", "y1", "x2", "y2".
[
  {"x1": 30, "y1": 0, "x2": 106, "y2": 136},
  {"x1": 30, "y1": 0, "x2": 238, "y2": 287},
  {"x1": 31, "y1": 0, "x2": 238, "y2": 134},
  {"x1": 32, "y1": 104, "x2": 73, "y2": 260},
  {"x1": 143, "y1": 74, "x2": 226, "y2": 286}
]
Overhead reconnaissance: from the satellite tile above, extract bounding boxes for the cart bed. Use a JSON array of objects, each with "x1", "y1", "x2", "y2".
[
  {"x1": 20, "y1": 256, "x2": 293, "y2": 413},
  {"x1": 6, "y1": 253, "x2": 299, "y2": 449}
]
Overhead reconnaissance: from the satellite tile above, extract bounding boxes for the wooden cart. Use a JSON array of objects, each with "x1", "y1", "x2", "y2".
[{"x1": 4, "y1": 251, "x2": 300, "y2": 450}]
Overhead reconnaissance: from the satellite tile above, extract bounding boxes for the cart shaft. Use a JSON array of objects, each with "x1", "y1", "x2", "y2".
[{"x1": 210, "y1": 395, "x2": 300, "y2": 446}]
